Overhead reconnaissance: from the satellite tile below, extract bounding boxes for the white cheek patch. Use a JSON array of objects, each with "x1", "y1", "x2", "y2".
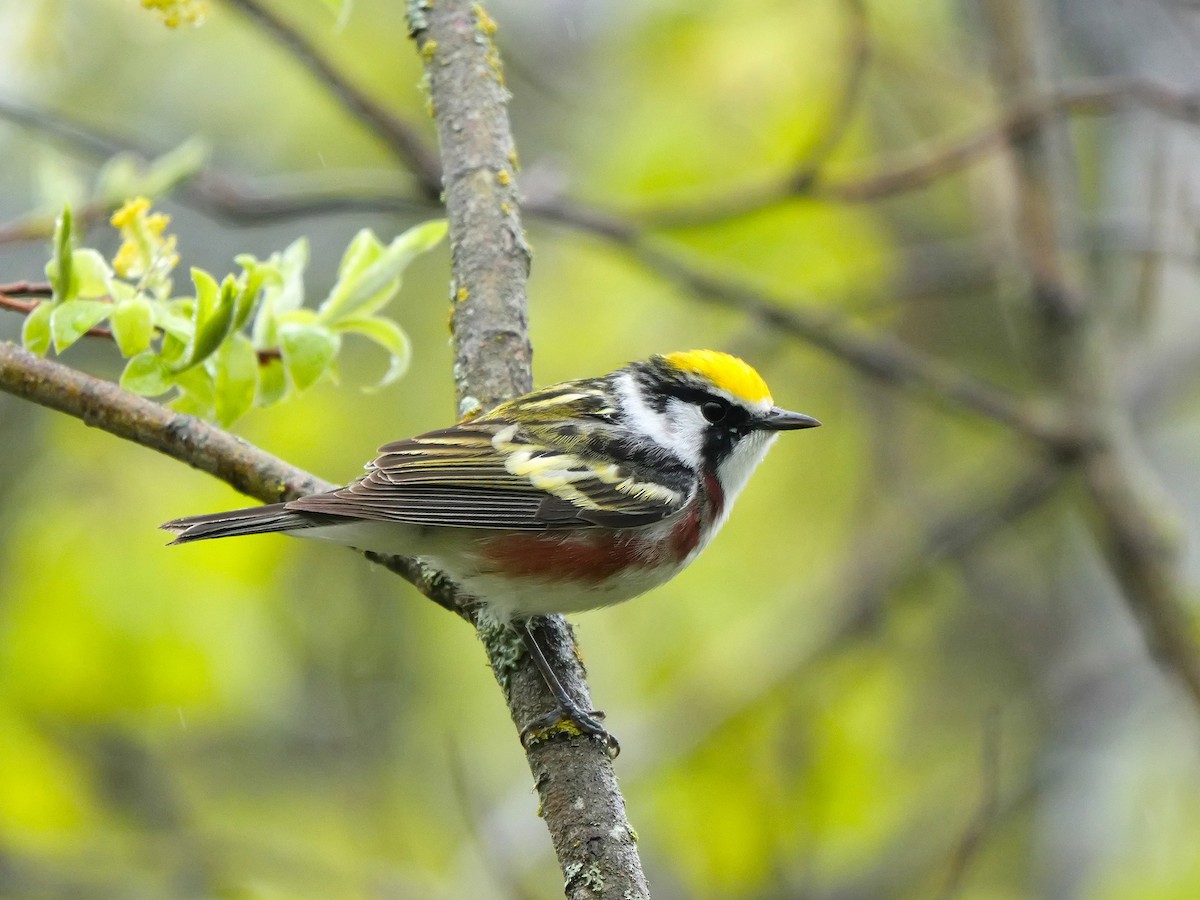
[{"x1": 614, "y1": 373, "x2": 703, "y2": 469}]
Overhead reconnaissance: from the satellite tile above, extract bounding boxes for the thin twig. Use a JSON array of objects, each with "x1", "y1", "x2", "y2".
[
  {"x1": 0, "y1": 294, "x2": 283, "y2": 364},
  {"x1": 939, "y1": 712, "x2": 1003, "y2": 899},
  {"x1": 533, "y1": 202, "x2": 1071, "y2": 448},
  {"x1": 632, "y1": 76, "x2": 1200, "y2": 227},
  {"x1": 219, "y1": 0, "x2": 440, "y2": 196},
  {"x1": 0, "y1": 281, "x2": 52, "y2": 297},
  {"x1": 983, "y1": 2, "x2": 1200, "y2": 712}
]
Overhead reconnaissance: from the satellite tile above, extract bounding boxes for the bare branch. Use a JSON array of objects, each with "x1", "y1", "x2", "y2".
[
  {"x1": 791, "y1": 0, "x2": 872, "y2": 184},
  {"x1": 0, "y1": 281, "x2": 52, "y2": 296},
  {"x1": 533, "y1": 201, "x2": 1069, "y2": 448},
  {"x1": 939, "y1": 712, "x2": 1003, "y2": 899},
  {"x1": 408, "y1": 2, "x2": 648, "y2": 896},
  {"x1": 0, "y1": 342, "x2": 328, "y2": 501},
  {"x1": 220, "y1": 0, "x2": 442, "y2": 196},
  {"x1": 634, "y1": 76, "x2": 1200, "y2": 228},
  {"x1": 982, "y1": 2, "x2": 1200, "y2": 712}
]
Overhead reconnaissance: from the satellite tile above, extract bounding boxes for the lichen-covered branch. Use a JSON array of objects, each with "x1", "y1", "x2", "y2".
[
  {"x1": 0, "y1": 341, "x2": 468, "y2": 617},
  {"x1": 0, "y1": 342, "x2": 327, "y2": 501},
  {"x1": 407, "y1": 2, "x2": 649, "y2": 897}
]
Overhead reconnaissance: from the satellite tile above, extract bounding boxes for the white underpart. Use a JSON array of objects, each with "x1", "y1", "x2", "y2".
[{"x1": 294, "y1": 516, "x2": 687, "y2": 623}]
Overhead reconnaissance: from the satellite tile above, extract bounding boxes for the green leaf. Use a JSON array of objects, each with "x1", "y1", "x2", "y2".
[
  {"x1": 231, "y1": 268, "x2": 263, "y2": 333},
  {"x1": 71, "y1": 249, "x2": 113, "y2": 299},
  {"x1": 315, "y1": 229, "x2": 385, "y2": 324},
  {"x1": 250, "y1": 237, "x2": 308, "y2": 348},
  {"x1": 108, "y1": 280, "x2": 136, "y2": 303},
  {"x1": 139, "y1": 136, "x2": 211, "y2": 197},
  {"x1": 110, "y1": 296, "x2": 155, "y2": 356},
  {"x1": 173, "y1": 269, "x2": 235, "y2": 371},
  {"x1": 192, "y1": 268, "x2": 221, "y2": 322},
  {"x1": 153, "y1": 303, "x2": 194, "y2": 343},
  {"x1": 256, "y1": 356, "x2": 288, "y2": 408},
  {"x1": 94, "y1": 153, "x2": 141, "y2": 204},
  {"x1": 316, "y1": 220, "x2": 446, "y2": 324},
  {"x1": 338, "y1": 229, "x2": 386, "y2": 280},
  {"x1": 171, "y1": 366, "x2": 216, "y2": 419},
  {"x1": 50, "y1": 299, "x2": 110, "y2": 353},
  {"x1": 21, "y1": 302, "x2": 53, "y2": 356},
  {"x1": 276, "y1": 238, "x2": 308, "y2": 314},
  {"x1": 334, "y1": 316, "x2": 412, "y2": 390},
  {"x1": 155, "y1": 303, "x2": 194, "y2": 368},
  {"x1": 213, "y1": 333, "x2": 258, "y2": 426},
  {"x1": 120, "y1": 351, "x2": 173, "y2": 396},
  {"x1": 279, "y1": 322, "x2": 338, "y2": 392},
  {"x1": 47, "y1": 207, "x2": 75, "y2": 301},
  {"x1": 193, "y1": 275, "x2": 238, "y2": 362}
]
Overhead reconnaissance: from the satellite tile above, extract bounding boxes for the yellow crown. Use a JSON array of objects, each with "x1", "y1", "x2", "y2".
[{"x1": 662, "y1": 350, "x2": 772, "y2": 404}]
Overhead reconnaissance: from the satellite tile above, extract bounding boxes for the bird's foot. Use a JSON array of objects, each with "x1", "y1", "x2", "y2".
[{"x1": 522, "y1": 704, "x2": 620, "y2": 758}]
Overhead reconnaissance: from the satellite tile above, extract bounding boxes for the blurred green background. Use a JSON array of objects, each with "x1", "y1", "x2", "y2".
[{"x1": 3, "y1": 0, "x2": 1200, "y2": 897}]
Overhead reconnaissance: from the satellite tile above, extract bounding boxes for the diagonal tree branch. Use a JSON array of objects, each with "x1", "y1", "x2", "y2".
[
  {"x1": 633, "y1": 76, "x2": 1200, "y2": 228},
  {"x1": 637, "y1": 0, "x2": 872, "y2": 230},
  {"x1": 532, "y1": 202, "x2": 1071, "y2": 449},
  {"x1": 0, "y1": 342, "x2": 329, "y2": 502},
  {"x1": 220, "y1": 0, "x2": 442, "y2": 196}
]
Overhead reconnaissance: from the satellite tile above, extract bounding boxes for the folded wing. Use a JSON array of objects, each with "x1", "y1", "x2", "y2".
[{"x1": 287, "y1": 422, "x2": 690, "y2": 530}]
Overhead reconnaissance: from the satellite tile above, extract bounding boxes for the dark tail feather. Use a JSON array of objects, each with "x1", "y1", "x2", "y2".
[{"x1": 161, "y1": 503, "x2": 315, "y2": 545}]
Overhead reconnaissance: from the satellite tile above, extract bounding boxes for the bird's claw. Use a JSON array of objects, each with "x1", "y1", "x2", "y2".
[{"x1": 522, "y1": 705, "x2": 620, "y2": 757}]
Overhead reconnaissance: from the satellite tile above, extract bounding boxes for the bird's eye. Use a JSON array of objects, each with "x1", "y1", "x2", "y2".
[{"x1": 700, "y1": 400, "x2": 728, "y2": 424}]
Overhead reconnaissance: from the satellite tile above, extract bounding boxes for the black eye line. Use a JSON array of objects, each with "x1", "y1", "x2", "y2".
[{"x1": 653, "y1": 380, "x2": 751, "y2": 430}]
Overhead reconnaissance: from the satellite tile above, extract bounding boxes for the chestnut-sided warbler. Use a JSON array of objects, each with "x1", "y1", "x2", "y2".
[{"x1": 163, "y1": 350, "x2": 819, "y2": 747}]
